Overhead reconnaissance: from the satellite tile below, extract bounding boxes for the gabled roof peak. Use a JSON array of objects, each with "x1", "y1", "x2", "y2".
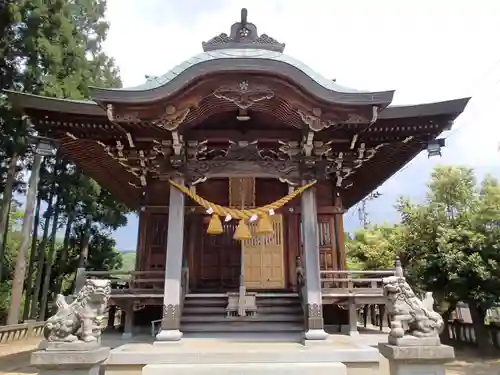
[{"x1": 202, "y1": 8, "x2": 285, "y2": 53}]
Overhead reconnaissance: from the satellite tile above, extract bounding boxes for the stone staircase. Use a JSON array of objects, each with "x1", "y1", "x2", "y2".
[{"x1": 181, "y1": 293, "x2": 304, "y2": 336}]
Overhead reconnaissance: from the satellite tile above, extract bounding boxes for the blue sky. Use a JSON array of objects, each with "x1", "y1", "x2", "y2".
[{"x1": 101, "y1": 0, "x2": 500, "y2": 250}]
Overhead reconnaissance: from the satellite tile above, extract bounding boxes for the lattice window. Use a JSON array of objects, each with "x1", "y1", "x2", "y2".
[{"x1": 229, "y1": 177, "x2": 255, "y2": 208}]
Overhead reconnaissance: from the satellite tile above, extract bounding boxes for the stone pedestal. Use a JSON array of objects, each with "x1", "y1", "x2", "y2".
[
  {"x1": 31, "y1": 343, "x2": 110, "y2": 375},
  {"x1": 378, "y1": 342, "x2": 454, "y2": 375}
]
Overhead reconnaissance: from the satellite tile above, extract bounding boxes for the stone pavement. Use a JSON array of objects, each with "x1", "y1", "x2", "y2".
[
  {"x1": 0, "y1": 338, "x2": 40, "y2": 375},
  {"x1": 0, "y1": 336, "x2": 499, "y2": 375}
]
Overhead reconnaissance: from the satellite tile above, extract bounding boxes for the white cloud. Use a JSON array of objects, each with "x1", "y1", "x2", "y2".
[{"x1": 104, "y1": 0, "x2": 500, "y2": 247}]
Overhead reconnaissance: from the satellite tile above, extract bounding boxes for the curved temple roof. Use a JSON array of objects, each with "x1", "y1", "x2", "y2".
[
  {"x1": 3, "y1": 9, "x2": 472, "y2": 210},
  {"x1": 89, "y1": 9, "x2": 394, "y2": 106}
]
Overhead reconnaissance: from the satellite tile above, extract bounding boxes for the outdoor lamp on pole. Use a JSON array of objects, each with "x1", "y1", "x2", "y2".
[{"x1": 6, "y1": 135, "x2": 57, "y2": 325}]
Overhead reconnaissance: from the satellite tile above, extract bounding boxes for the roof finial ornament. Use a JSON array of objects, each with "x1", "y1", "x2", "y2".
[
  {"x1": 202, "y1": 8, "x2": 285, "y2": 53},
  {"x1": 241, "y1": 8, "x2": 248, "y2": 25}
]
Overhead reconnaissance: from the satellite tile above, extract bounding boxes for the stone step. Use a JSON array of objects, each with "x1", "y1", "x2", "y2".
[
  {"x1": 257, "y1": 298, "x2": 301, "y2": 306},
  {"x1": 108, "y1": 341, "x2": 381, "y2": 365},
  {"x1": 143, "y1": 362, "x2": 347, "y2": 375},
  {"x1": 181, "y1": 322, "x2": 304, "y2": 332},
  {"x1": 181, "y1": 314, "x2": 303, "y2": 323},
  {"x1": 184, "y1": 299, "x2": 227, "y2": 307},
  {"x1": 183, "y1": 305, "x2": 303, "y2": 315}
]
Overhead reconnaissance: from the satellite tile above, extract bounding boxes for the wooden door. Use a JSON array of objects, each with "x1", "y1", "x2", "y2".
[
  {"x1": 242, "y1": 214, "x2": 285, "y2": 289},
  {"x1": 199, "y1": 217, "x2": 241, "y2": 291}
]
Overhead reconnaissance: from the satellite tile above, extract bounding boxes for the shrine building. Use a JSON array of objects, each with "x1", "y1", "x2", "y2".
[{"x1": 6, "y1": 9, "x2": 469, "y2": 341}]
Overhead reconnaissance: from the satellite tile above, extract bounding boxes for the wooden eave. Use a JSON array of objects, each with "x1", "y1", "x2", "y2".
[{"x1": 4, "y1": 90, "x2": 470, "y2": 209}]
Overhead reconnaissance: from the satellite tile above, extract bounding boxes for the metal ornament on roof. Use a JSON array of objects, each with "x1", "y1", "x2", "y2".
[
  {"x1": 213, "y1": 81, "x2": 274, "y2": 110},
  {"x1": 202, "y1": 8, "x2": 285, "y2": 53}
]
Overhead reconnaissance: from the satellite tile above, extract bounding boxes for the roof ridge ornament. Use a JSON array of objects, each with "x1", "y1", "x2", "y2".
[{"x1": 202, "y1": 8, "x2": 285, "y2": 53}]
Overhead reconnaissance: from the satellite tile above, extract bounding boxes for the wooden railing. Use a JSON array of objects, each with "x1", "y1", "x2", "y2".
[
  {"x1": 447, "y1": 320, "x2": 500, "y2": 350},
  {"x1": 0, "y1": 320, "x2": 45, "y2": 343},
  {"x1": 83, "y1": 270, "x2": 165, "y2": 296},
  {"x1": 320, "y1": 269, "x2": 397, "y2": 303}
]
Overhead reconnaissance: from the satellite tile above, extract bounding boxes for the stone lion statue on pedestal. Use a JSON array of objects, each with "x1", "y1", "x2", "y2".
[
  {"x1": 382, "y1": 275, "x2": 444, "y2": 339},
  {"x1": 43, "y1": 279, "x2": 111, "y2": 343}
]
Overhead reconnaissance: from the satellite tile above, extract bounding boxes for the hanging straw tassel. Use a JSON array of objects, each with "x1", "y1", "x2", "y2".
[
  {"x1": 256, "y1": 213, "x2": 274, "y2": 235},
  {"x1": 207, "y1": 214, "x2": 223, "y2": 235},
  {"x1": 233, "y1": 219, "x2": 252, "y2": 241}
]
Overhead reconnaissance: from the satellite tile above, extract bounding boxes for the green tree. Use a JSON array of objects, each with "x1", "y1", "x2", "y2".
[
  {"x1": 397, "y1": 165, "x2": 500, "y2": 353},
  {"x1": 346, "y1": 224, "x2": 401, "y2": 270},
  {"x1": 3, "y1": 0, "x2": 124, "y2": 324}
]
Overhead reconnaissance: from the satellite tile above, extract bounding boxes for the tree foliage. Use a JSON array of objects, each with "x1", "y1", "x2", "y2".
[
  {"x1": 0, "y1": 0, "x2": 128, "y2": 324},
  {"x1": 348, "y1": 165, "x2": 500, "y2": 352},
  {"x1": 346, "y1": 224, "x2": 401, "y2": 270}
]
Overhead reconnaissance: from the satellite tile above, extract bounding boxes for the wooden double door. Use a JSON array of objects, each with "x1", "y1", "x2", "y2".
[
  {"x1": 197, "y1": 214, "x2": 285, "y2": 291},
  {"x1": 242, "y1": 214, "x2": 285, "y2": 289}
]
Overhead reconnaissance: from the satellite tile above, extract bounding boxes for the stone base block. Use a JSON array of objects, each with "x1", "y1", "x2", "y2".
[
  {"x1": 39, "y1": 340, "x2": 101, "y2": 351},
  {"x1": 304, "y1": 329, "x2": 329, "y2": 340},
  {"x1": 155, "y1": 329, "x2": 183, "y2": 342},
  {"x1": 31, "y1": 346, "x2": 110, "y2": 375},
  {"x1": 143, "y1": 362, "x2": 347, "y2": 375},
  {"x1": 379, "y1": 343, "x2": 454, "y2": 375},
  {"x1": 387, "y1": 336, "x2": 441, "y2": 347}
]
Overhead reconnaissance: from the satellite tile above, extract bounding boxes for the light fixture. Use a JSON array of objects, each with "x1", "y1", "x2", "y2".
[
  {"x1": 427, "y1": 138, "x2": 445, "y2": 158},
  {"x1": 33, "y1": 136, "x2": 57, "y2": 156}
]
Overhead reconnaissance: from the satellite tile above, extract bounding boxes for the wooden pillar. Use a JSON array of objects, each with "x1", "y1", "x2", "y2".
[
  {"x1": 348, "y1": 297, "x2": 359, "y2": 336},
  {"x1": 107, "y1": 305, "x2": 116, "y2": 329},
  {"x1": 155, "y1": 177, "x2": 185, "y2": 342},
  {"x1": 122, "y1": 302, "x2": 134, "y2": 339},
  {"x1": 301, "y1": 183, "x2": 328, "y2": 340}
]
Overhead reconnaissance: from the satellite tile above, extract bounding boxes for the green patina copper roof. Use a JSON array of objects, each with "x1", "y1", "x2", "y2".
[{"x1": 126, "y1": 48, "x2": 364, "y2": 94}]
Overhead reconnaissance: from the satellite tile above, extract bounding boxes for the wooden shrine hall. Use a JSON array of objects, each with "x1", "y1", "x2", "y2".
[{"x1": 6, "y1": 9, "x2": 469, "y2": 341}]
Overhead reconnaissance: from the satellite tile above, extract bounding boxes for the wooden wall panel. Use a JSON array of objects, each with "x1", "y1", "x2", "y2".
[
  {"x1": 298, "y1": 213, "x2": 345, "y2": 272},
  {"x1": 143, "y1": 213, "x2": 168, "y2": 271},
  {"x1": 146, "y1": 180, "x2": 170, "y2": 205},
  {"x1": 197, "y1": 178, "x2": 230, "y2": 206},
  {"x1": 334, "y1": 213, "x2": 347, "y2": 269},
  {"x1": 255, "y1": 178, "x2": 287, "y2": 206},
  {"x1": 318, "y1": 215, "x2": 336, "y2": 271},
  {"x1": 316, "y1": 181, "x2": 334, "y2": 207},
  {"x1": 135, "y1": 210, "x2": 149, "y2": 271}
]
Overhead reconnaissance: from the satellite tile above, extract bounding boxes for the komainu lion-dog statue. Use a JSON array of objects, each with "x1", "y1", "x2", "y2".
[
  {"x1": 383, "y1": 275, "x2": 444, "y2": 340},
  {"x1": 43, "y1": 279, "x2": 111, "y2": 343}
]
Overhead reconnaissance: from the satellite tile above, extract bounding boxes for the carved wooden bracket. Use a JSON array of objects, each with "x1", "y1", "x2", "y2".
[
  {"x1": 297, "y1": 107, "x2": 336, "y2": 132},
  {"x1": 213, "y1": 81, "x2": 274, "y2": 109},
  {"x1": 154, "y1": 105, "x2": 191, "y2": 131},
  {"x1": 106, "y1": 104, "x2": 140, "y2": 123}
]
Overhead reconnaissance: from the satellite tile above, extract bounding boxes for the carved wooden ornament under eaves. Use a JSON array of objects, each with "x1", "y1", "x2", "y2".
[
  {"x1": 213, "y1": 81, "x2": 274, "y2": 110},
  {"x1": 297, "y1": 107, "x2": 336, "y2": 132},
  {"x1": 153, "y1": 105, "x2": 191, "y2": 131},
  {"x1": 106, "y1": 104, "x2": 140, "y2": 123}
]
